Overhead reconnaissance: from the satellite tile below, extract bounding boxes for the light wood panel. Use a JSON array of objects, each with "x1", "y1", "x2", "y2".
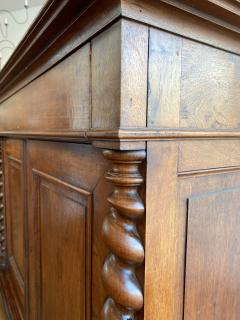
[
  {"x1": 26, "y1": 141, "x2": 109, "y2": 320},
  {"x1": 91, "y1": 22, "x2": 121, "y2": 129},
  {"x1": 179, "y1": 171, "x2": 240, "y2": 320},
  {"x1": 91, "y1": 19, "x2": 148, "y2": 129},
  {"x1": 185, "y1": 188, "x2": 240, "y2": 320},
  {"x1": 120, "y1": 19, "x2": 148, "y2": 127},
  {"x1": 148, "y1": 28, "x2": 181, "y2": 127},
  {"x1": 145, "y1": 141, "x2": 184, "y2": 320},
  {"x1": 180, "y1": 39, "x2": 240, "y2": 129},
  {"x1": 0, "y1": 45, "x2": 90, "y2": 132},
  {"x1": 179, "y1": 140, "x2": 240, "y2": 172},
  {"x1": 34, "y1": 172, "x2": 91, "y2": 320}
]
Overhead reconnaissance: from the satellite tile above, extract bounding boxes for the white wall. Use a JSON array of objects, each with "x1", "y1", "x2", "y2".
[{"x1": 0, "y1": 3, "x2": 44, "y2": 69}]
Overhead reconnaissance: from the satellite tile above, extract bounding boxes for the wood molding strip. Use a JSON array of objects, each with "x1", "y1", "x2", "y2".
[
  {"x1": 178, "y1": 166, "x2": 240, "y2": 178},
  {"x1": 1, "y1": 129, "x2": 240, "y2": 142}
]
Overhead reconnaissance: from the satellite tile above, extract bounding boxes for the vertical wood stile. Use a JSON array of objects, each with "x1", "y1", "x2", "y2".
[
  {"x1": 102, "y1": 150, "x2": 146, "y2": 319},
  {"x1": 0, "y1": 139, "x2": 6, "y2": 268}
]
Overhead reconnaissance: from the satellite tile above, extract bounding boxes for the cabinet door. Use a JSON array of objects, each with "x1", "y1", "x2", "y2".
[
  {"x1": 27, "y1": 140, "x2": 109, "y2": 320},
  {"x1": 4, "y1": 139, "x2": 25, "y2": 318},
  {"x1": 146, "y1": 140, "x2": 240, "y2": 320}
]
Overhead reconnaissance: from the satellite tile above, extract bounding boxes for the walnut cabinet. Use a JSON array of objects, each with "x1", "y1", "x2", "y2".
[{"x1": 0, "y1": 0, "x2": 240, "y2": 319}]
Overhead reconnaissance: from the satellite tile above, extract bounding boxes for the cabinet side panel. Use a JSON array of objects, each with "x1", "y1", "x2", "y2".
[
  {"x1": 180, "y1": 39, "x2": 240, "y2": 129},
  {"x1": 145, "y1": 141, "x2": 185, "y2": 320},
  {"x1": 0, "y1": 44, "x2": 90, "y2": 132},
  {"x1": 4, "y1": 139, "x2": 25, "y2": 318}
]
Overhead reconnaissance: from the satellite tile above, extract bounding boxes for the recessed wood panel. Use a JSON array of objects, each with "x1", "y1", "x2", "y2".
[
  {"x1": 185, "y1": 188, "x2": 240, "y2": 319},
  {"x1": 36, "y1": 174, "x2": 91, "y2": 320},
  {"x1": 4, "y1": 139, "x2": 25, "y2": 317},
  {"x1": 180, "y1": 39, "x2": 240, "y2": 129},
  {"x1": 27, "y1": 141, "x2": 110, "y2": 320},
  {"x1": 8, "y1": 159, "x2": 24, "y2": 280},
  {"x1": 179, "y1": 140, "x2": 240, "y2": 173}
]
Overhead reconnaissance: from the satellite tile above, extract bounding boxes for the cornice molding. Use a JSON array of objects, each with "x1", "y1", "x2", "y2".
[
  {"x1": 162, "y1": 0, "x2": 240, "y2": 33},
  {"x1": 0, "y1": 0, "x2": 240, "y2": 102}
]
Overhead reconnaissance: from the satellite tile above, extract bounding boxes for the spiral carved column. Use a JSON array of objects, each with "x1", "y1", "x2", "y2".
[{"x1": 102, "y1": 150, "x2": 146, "y2": 320}]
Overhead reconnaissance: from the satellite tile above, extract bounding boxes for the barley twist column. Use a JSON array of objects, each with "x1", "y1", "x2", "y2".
[{"x1": 102, "y1": 150, "x2": 146, "y2": 320}]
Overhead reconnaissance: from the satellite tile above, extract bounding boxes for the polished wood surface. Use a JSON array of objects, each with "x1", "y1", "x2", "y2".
[
  {"x1": 3, "y1": 140, "x2": 25, "y2": 319},
  {"x1": 185, "y1": 189, "x2": 240, "y2": 319},
  {"x1": 102, "y1": 150, "x2": 145, "y2": 318},
  {"x1": 0, "y1": 0, "x2": 239, "y2": 319}
]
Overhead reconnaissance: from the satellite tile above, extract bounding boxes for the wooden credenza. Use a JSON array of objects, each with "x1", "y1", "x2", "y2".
[{"x1": 0, "y1": 0, "x2": 240, "y2": 319}]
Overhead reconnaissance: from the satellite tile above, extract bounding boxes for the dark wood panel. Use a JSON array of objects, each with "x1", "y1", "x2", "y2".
[
  {"x1": 3, "y1": 139, "x2": 25, "y2": 319},
  {"x1": 33, "y1": 172, "x2": 91, "y2": 320},
  {"x1": 26, "y1": 141, "x2": 109, "y2": 320},
  {"x1": 185, "y1": 188, "x2": 240, "y2": 319}
]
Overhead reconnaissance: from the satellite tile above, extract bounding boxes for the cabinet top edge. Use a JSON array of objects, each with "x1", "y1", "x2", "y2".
[{"x1": 0, "y1": 0, "x2": 240, "y2": 102}]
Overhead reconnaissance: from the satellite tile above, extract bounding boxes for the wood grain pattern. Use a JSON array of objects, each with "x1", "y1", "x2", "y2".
[
  {"x1": 120, "y1": 19, "x2": 148, "y2": 127},
  {"x1": 185, "y1": 188, "x2": 240, "y2": 319},
  {"x1": 102, "y1": 150, "x2": 146, "y2": 319},
  {"x1": 35, "y1": 172, "x2": 91, "y2": 320},
  {"x1": 91, "y1": 22, "x2": 121, "y2": 129},
  {"x1": 145, "y1": 141, "x2": 184, "y2": 320},
  {"x1": 180, "y1": 39, "x2": 240, "y2": 129},
  {"x1": 1, "y1": 1, "x2": 240, "y2": 319},
  {"x1": 179, "y1": 170, "x2": 240, "y2": 320},
  {"x1": 148, "y1": 28, "x2": 181, "y2": 127},
  {"x1": 0, "y1": 44, "x2": 90, "y2": 132},
  {"x1": 92, "y1": 19, "x2": 148, "y2": 129},
  {"x1": 179, "y1": 140, "x2": 240, "y2": 173},
  {"x1": 122, "y1": 0, "x2": 240, "y2": 55},
  {"x1": 1, "y1": 0, "x2": 240, "y2": 105},
  {"x1": 3, "y1": 139, "x2": 25, "y2": 319},
  {"x1": 26, "y1": 141, "x2": 108, "y2": 320}
]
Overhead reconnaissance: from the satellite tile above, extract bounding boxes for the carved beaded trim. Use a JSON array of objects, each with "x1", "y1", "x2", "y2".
[
  {"x1": 0, "y1": 139, "x2": 6, "y2": 268},
  {"x1": 102, "y1": 150, "x2": 146, "y2": 320}
]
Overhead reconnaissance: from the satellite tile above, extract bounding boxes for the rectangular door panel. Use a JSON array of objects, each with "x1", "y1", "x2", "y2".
[
  {"x1": 27, "y1": 140, "x2": 109, "y2": 320},
  {"x1": 4, "y1": 139, "x2": 25, "y2": 317},
  {"x1": 185, "y1": 188, "x2": 240, "y2": 319}
]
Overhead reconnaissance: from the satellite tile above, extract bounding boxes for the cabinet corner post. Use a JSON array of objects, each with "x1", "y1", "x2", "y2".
[{"x1": 101, "y1": 149, "x2": 146, "y2": 319}]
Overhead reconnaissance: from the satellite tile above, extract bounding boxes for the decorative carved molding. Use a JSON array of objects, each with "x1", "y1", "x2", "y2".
[
  {"x1": 102, "y1": 149, "x2": 146, "y2": 319},
  {"x1": 0, "y1": 139, "x2": 6, "y2": 268}
]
